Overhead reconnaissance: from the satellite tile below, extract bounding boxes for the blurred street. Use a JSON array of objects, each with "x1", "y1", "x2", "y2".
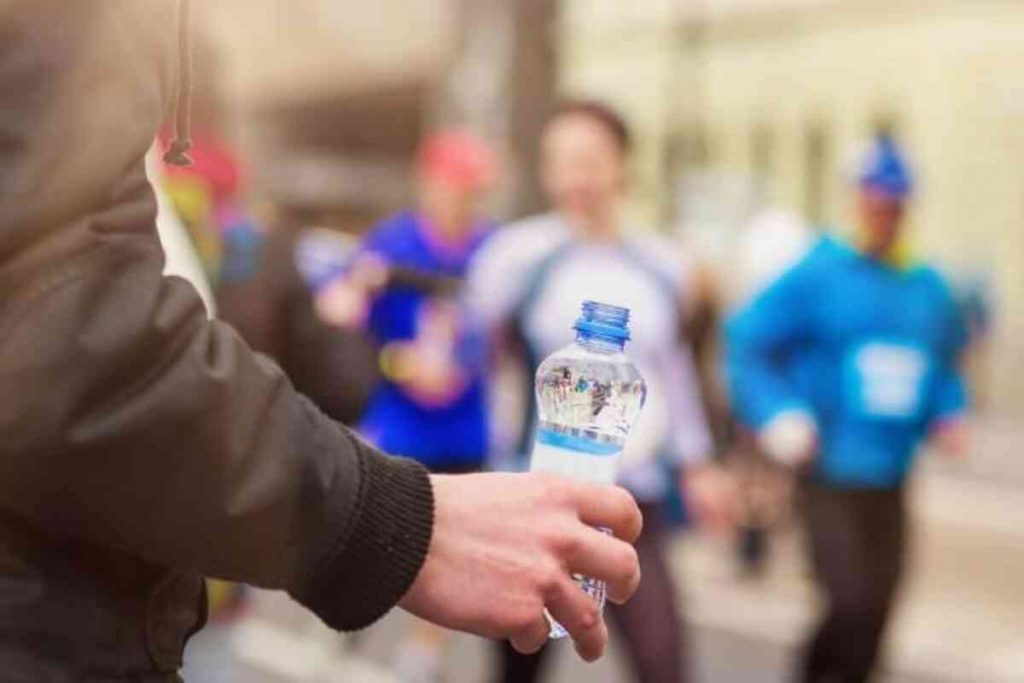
[{"x1": 183, "y1": 415, "x2": 1024, "y2": 683}]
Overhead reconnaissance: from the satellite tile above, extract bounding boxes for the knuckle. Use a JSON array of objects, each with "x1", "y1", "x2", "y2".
[
  {"x1": 618, "y1": 543, "x2": 640, "y2": 573},
  {"x1": 551, "y1": 527, "x2": 582, "y2": 559},
  {"x1": 614, "y1": 487, "x2": 639, "y2": 518},
  {"x1": 530, "y1": 472, "x2": 570, "y2": 505},
  {"x1": 577, "y1": 602, "x2": 602, "y2": 633},
  {"x1": 535, "y1": 563, "x2": 564, "y2": 598},
  {"x1": 515, "y1": 612, "x2": 539, "y2": 635},
  {"x1": 506, "y1": 606, "x2": 539, "y2": 635},
  {"x1": 598, "y1": 541, "x2": 636, "y2": 586},
  {"x1": 495, "y1": 612, "x2": 519, "y2": 635},
  {"x1": 530, "y1": 471, "x2": 560, "y2": 490},
  {"x1": 604, "y1": 487, "x2": 632, "y2": 524}
]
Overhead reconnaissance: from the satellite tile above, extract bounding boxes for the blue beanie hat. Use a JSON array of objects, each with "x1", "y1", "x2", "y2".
[{"x1": 858, "y1": 135, "x2": 913, "y2": 199}]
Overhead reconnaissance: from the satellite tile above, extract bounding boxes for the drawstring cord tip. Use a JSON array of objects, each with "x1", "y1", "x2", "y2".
[
  {"x1": 164, "y1": 0, "x2": 194, "y2": 168},
  {"x1": 163, "y1": 139, "x2": 193, "y2": 167}
]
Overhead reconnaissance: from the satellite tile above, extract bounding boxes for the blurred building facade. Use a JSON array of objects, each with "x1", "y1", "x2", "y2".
[
  {"x1": 560, "y1": 0, "x2": 1024, "y2": 415},
  {"x1": 197, "y1": 0, "x2": 556, "y2": 227}
]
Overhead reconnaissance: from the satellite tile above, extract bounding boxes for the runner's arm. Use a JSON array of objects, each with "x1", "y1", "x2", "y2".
[
  {"x1": 927, "y1": 284, "x2": 971, "y2": 428},
  {"x1": 725, "y1": 263, "x2": 816, "y2": 430}
]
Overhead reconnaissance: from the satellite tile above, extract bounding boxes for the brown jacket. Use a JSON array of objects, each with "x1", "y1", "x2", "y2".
[{"x1": 0, "y1": 1, "x2": 434, "y2": 679}]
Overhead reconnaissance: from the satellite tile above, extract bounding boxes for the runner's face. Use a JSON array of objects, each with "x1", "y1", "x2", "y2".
[
  {"x1": 419, "y1": 175, "x2": 480, "y2": 235},
  {"x1": 541, "y1": 115, "x2": 627, "y2": 229},
  {"x1": 857, "y1": 187, "x2": 905, "y2": 256}
]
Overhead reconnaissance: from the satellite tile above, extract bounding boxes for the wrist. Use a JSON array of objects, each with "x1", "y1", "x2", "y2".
[
  {"x1": 759, "y1": 410, "x2": 818, "y2": 467},
  {"x1": 291, "y1": 446, "x2": 434, "y2": 631},
  {"x1": 932, "y1": 413, "x2": 966, "y2": 431},
  {"x1": 682, "y1": 461, "x2": 716, "y2": 480}
]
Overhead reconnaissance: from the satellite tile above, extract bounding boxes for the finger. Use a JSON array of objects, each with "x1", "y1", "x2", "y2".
[
  {"x1": 710, "y1": 492, "x2": 740, "y2": 536},
  {"x1": 566, "y1": 526, "x2": 641, "y2": 606},
  {"x1": 353, "y1": 253, "x2": 390, "y2": 288},
  {"x1": 546, "y1": 577, "x2": 608, "y2": 663},
  {"x1": 703, "y1": 492, "x2": 729, "y2": 531},
  {"x1": 693, "y1": 500, "x2": 716, "y2": 533},
  {"x1": 726, "y1": 487, "x2": 744, "y2": 530},
  {"x1": 574, "y1": 484, "x2": 643, "y2": 544},
  {"x1": 711, "y1": 503, "x2": 735, "y2": 537},
  {"x1": 696, "y1": 504, "x2": 722, "y2": 537},
  {"x1": 509, "y1": 615, "x2": 550, "y2": 656}
]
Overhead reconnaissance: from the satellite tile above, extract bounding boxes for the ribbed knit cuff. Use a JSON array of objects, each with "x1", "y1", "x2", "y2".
[{"x1": 292, "y1": 447, "x2": 434, "y2": 632}]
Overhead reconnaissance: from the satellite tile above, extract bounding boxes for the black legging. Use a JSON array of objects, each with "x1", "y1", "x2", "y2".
[
  {"x1": 498, "y1": 503, "x2": 686, "y2": 683},
  {"x1": 800, "y1": 483, "x2": 907, "y2": 683}
]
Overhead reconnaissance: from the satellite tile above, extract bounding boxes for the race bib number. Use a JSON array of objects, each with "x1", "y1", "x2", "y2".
[{"x1": 844, "y1": 341, "x2": 932, "y2": 420}]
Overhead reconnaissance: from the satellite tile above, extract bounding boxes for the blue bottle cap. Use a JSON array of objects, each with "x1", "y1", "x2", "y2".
[{"x1": 574, "y1": 301, "x2": 631, "y2": 344}]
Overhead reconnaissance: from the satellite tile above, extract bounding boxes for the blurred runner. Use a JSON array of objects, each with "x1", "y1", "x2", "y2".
[
  {"x1": 216, "y1": 221, "x2": 383, "y2": 426},
  {"x1": 729, "y1": 209, "x2": 814, "y2": 577},
  {"x1": 319, "y1": 131, "x2": 497, "y2": 472},
  {"x1": 727, "y1": 136, "x2": 971, "y2": 683},
  {"x1": 469, "y1": 101, "x2": 738, "y2": 683},
  {"x1": 953, "y1": 269, "x2": 995, "y2": 409},
  {"x1": 314, "y1": 131, "x2": 498, "y2": 683}
]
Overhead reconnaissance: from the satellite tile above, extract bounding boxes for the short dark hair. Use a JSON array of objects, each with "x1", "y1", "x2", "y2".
[{"x1": 548, "y1": 99, "x2": 632, "y2": 155}]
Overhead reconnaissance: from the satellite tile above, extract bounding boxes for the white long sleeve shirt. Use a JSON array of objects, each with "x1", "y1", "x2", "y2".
[{"x1": 467, "y1": 214, "x2": 713, "y2": 502}]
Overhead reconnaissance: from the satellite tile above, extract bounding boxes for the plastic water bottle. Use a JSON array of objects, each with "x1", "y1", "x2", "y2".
[{"x1": 529, "y1": 301, "x2": 647, "y2": 639}]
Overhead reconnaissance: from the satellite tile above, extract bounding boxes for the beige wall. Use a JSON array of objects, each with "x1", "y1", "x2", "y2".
[
  {"x1": 197, "y1": 0, "x2": 459, "y2": 106},
  {"x1": 561, "y1": 0, "x2": 1024, "y2": 412},
  {"x1": 559, "y1": 0, "x2": 678, "y2": 226}
]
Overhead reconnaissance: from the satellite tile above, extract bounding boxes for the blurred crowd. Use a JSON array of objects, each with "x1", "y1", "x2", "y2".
[{"x1": 156, "y1": 94, "x2": 989, "y2": 683}]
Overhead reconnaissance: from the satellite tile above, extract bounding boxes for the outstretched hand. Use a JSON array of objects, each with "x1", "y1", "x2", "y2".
[
  {"x1": 400, "y1": 473, "x2": 643, "y2": 663},
  {"x1": 682, "y1": 464, "x2": 741, "y2": 536},
  {"x1": 930, "y1": 417, "x2": 970, "y2": 460}
]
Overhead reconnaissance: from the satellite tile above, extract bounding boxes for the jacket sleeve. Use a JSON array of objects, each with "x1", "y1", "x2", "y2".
[
  {"x1": 0, "y1": 232, "x2": 433, "y2": 632},
  {"x1": 725, "y1": 258, "x2": 816, "y2": 430}
]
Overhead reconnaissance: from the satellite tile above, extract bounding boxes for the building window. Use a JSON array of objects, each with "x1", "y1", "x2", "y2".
[
  {"x1": 665, "y1": 124, "x2": 711, "y2": 189},
  {"x1": 751, "y1": 123, "x2": 774, "y2": 178},
  {"x1": 804, "y1": 121, "x2": 829, "y2": 226},
  {"x1": 668, "y1": 124, "x2": 710, "y2": 171},
  {"x1": 871, "y1": 112, "x2": 901, "y2": 139}
]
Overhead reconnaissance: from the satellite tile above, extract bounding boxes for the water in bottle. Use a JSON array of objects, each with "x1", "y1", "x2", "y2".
[{"x1": 529, "y1": 301, "x2": 647, "y2": 639}]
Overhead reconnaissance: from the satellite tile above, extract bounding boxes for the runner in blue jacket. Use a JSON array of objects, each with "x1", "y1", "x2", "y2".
[{"x1": 727, "y1": 135, "x2": 970, "y2": 683}]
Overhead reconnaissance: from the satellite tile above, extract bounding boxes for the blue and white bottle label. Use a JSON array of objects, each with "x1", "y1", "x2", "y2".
[{"x1": 530, "y1": 429, "x2": 622, "y2": 487}]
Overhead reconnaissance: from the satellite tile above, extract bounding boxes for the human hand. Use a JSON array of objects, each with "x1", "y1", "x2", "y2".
[
  {"x1": 400, "y1": 473, "x2": 643, "y2": 663},
  {"x1": 681, "y1": 464, "x2": 741, "y2": 536},
  {"x1": 314, "y1": 255, "x2": 389, "y2": 328},
  {"x1": 381, "y1": 342, "x2": 469, "y2": 406},
  {"x1": 382, "y1": 301, "x2": 469, "y2": 406},
  {"x1": 758, "y1": 411, "x2": 819, "y2": 471},
  {"x1": 314, "y1": 279, "x2": 371, "y2": 328},
  {"x1": 930, "y1": 417, "x2": 970, "y2": 460}
]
